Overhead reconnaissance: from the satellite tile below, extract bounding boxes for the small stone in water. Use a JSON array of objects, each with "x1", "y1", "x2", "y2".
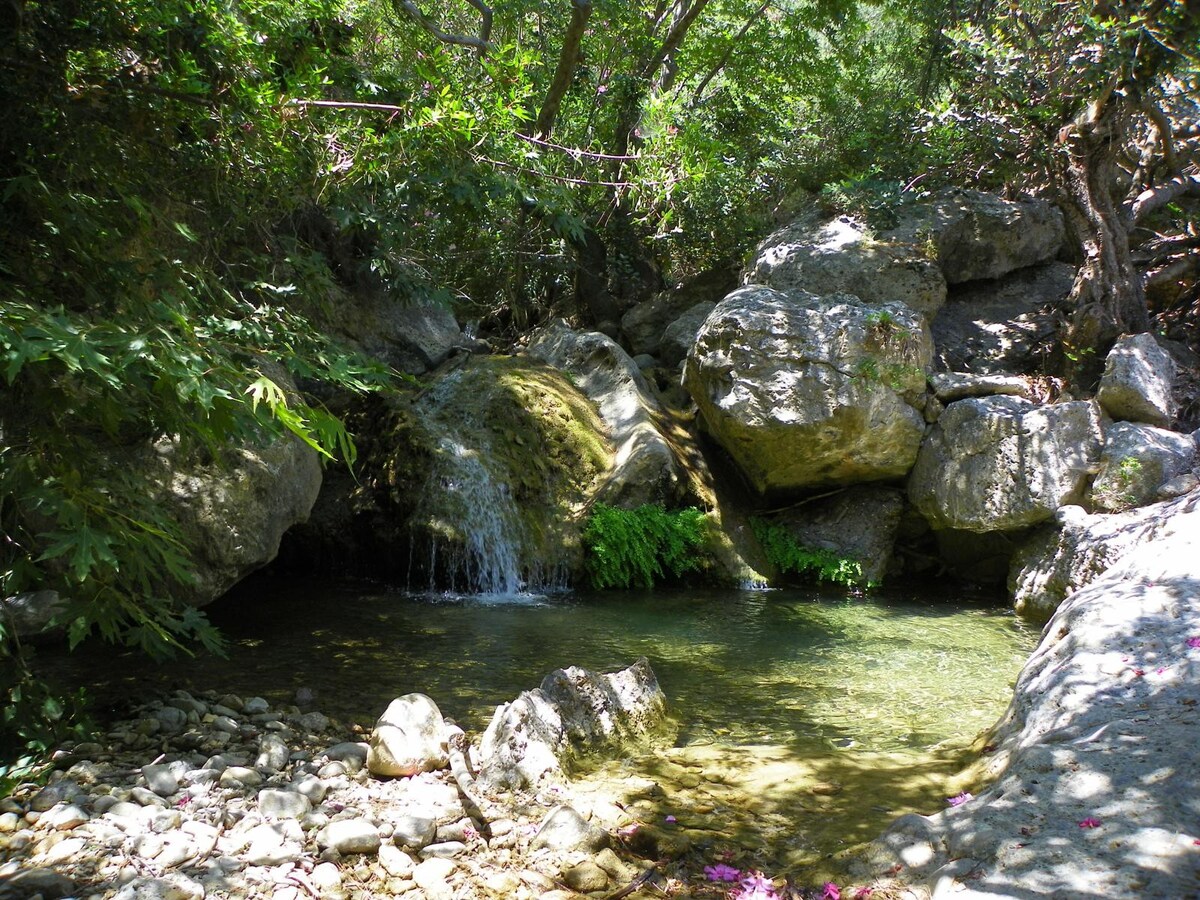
[{"x1": 243, "y1": 697, "x2": 270, "y2": 714}]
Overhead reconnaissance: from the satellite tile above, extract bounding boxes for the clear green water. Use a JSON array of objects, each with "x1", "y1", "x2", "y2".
[{"x1": 42, "y1": 577, "x2": 1037, "y2": 876}]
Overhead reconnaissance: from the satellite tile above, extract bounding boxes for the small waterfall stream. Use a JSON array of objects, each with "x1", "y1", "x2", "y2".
[{"x1": 417, "y1": 436, "x2": 526, "y2": 595}]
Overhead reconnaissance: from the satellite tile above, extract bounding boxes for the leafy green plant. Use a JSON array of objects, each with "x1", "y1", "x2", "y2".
[
  {"x1": 750, "y1": 518, "x2": 871, "y2": 588},
  {"x1": 583, "y1": 505, "x2": 709, "y2": 590},
  {"x1": 1093, "y1": 456, "x2": 1145, "y2": 511}
]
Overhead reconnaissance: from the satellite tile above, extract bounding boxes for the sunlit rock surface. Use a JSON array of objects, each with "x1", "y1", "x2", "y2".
[
  {"x1": 1097, "y1": 332, "x2": 1179, "y2": 428},
  {"x1": 1010, "y1": 488, "x2": 1200, "y2": 622},
  {"x1": 745, "y1": 214, "x2": 948, "y2": 319},
  {"x1": 860, "y1": 510, "x2": 1200, "y2": 899},
  {"x1": 685, "y1": 286, "x2": 932, "y2": 497},
  {"x1": 908, "y1": 396, "x2": 1102, "y2": 532}
]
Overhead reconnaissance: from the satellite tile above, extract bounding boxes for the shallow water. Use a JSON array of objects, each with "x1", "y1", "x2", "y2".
[{"x1": 40, "y1": 576, "x2": 1038, "y2": 877}]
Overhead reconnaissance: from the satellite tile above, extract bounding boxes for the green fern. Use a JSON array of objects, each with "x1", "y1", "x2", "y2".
[
  {"x1": 583, "y1": 505, "x2": 709, "y2": 589},
  {"x1": 750, "y1": 518, "x2": 871, "y2": 588}
]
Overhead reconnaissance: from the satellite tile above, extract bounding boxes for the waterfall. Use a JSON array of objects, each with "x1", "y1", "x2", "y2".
[{"x1": 420, "y1": 436, "x2": 526, "y2": 595}]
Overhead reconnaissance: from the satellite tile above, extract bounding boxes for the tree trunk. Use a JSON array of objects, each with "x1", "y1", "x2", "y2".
[{"x1": 1057, "y1": 92, "x2": 1150, "y2": 387}]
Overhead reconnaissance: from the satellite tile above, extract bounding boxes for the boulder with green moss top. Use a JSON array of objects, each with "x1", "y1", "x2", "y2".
[{"x1": 685, "y1": 286, "x2": 932, "y2": 498}]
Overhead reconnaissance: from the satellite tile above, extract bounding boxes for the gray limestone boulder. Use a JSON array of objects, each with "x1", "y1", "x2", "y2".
[
  {"x1": 1009, "y1": 488, "x2": 1200, "y2": 622},
  {"x1": 861, "y1": 510, "x2": 1200, "y2": 899},
  {"x1": 1088, "y1": 421, "x2": 1197, "y2": 512},
  {"x1": 883, "y1": 188, "x2": 1066, "y2": 284},
  {"x1": 527, "y1": 321, "x2": 685, "y2": 509},
  {"x1": 744, "y1": 215, "x2": 947, "y2": 318},
  {"x1": 760, "y1": 486, "x2": 906, "y2": 585},
  {"x1": 476, "y1": 658, "x2": 669, "y2": 792},
  {"x1": 335, "y1": 298, "x2": 462, "y2": 376},
  {"x1": 908, "y1": 397, "x2": 1103, "y2": 532},
  {"x1": 366, "y1": 693, "x2": 450, "y2": 778},
  {"x1": 930, "y1": 262, "x2": 1073, "y2": 375},
  {"x1": 1096, "y1": 332, "x2": 1178, "y2": 427},
  {"x1": 658, "y1": 302, "x2": 716, "y2": 368},
  {"x1": 685, "y1": 286, "x2": 932, "y2": 497}
]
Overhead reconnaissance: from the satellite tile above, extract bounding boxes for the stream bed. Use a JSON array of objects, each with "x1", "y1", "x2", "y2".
[{"x1": 42, "y1": 576, "x2": 1038, "y2": 879}]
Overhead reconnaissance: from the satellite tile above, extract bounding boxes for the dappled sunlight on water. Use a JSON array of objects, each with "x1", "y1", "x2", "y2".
[{"x1": 39, "y1": 577, "x2": 1036, "y2": 875}]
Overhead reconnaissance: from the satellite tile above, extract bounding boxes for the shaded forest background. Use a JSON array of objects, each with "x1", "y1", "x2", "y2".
[{"x1": 1, "y1": 0, "x2": 1198, "y2": 762}]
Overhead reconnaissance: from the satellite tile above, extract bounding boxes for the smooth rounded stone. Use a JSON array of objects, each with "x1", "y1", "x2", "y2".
[
  {"x1": 133, "y1": 717, "x2": 162, "y2": 736},
  {"x1": 211, "y1": 715, "x2": 240, "y2": 734},
  {"x1": 209, "y1": 704, "x2": 239, "y2": 719},
  {"x1": 0, "y1": 812, "x2": 20, "y2": 833},
  {"x1": 130, "y1": 786, "x2": 169, "y2": 808},
  {"x1": 317, "y1": 818, "x2": 381, "y2": 855},
  {"x1": 155, "y1": 707, "x2": 189, "y2": 732},
  {"x1": 150, "y1": 809, "x2": 183, "y2": 833},
  {"x1": 0, "y1": 866, "x2": 75, "y2": 899},
  {"x1": 562, "y1": 860, "x2": 609, "y2": 893},
  {"x1": 290, "y1": 774, "x2": 327, "y2": 804},
  {"x1": 366, "y1": 694, "x2": 449, "y2": 778},
  {"x1": 40, "y1": 835, "x2": 87, "y2": 865},
  {"x1": 310, "y1": 862, "x2": 343, "y2": 893},
  {"x1": 378, "y1": 844, "x2": 415, "y2": 878},
  {"x1": 593, "y1": 848, "x2": 636, "y2": 882},
  {"x1": 241, "y1": 821, "x2": 303, "y2": 866},
  {"x1": 181, "y1": 768, "x2": 219, "y2": 787},
  {"x1": 216, "y1": 694, "x2": 245, "y2": 712},
  {"x1": 317, "y1": 761, "x2": 349, "y2": 779},
  {"x1": 112, "y1": 873, "x2": 206, "y2": 900},
  {"x1": 31, "y1": 780, "x2": 86, "y2": 812},
  {"x1": 295, "y1": 711, "x2": 330, "y2": 733},
  {"x1": 219, "y1": 766, "x2": 263, "y2": 789},
  {"x1": 257, "y1": 789, "x2": 311, "y2": 819},
  {"x1": 532, "y1": 805, "x2": 610, "y2": 853},
  {"x1": 256, "y1": 734, "x2": 290, "y2": 772},
  {"x1": 203, "y1": 753, "x2": 245, "y2": 773},
  {"x1": 106, "y1": 801, "x2": 153, "y2": 823},
  {"x1": 181, "y1": 821, "x2": 219, "y2": 856},
  {"x1": 323, "y1": 742, "x2": 368, "y2": 767},
  {"x1": 142, "y1": 764, "x2": 181, "y2": 797},
  {"x1": 392, "y1": 815, "x2": 438, "y2": 851},
  {"x1": 243, "y1": 697, "x2": 270, "y2": 715},
  {"x1": 484, "y1": 871, "x2": 523, "y2": 896},
  {"x1": 434, "y1": 819, "x2": 472, "y2": 843},
  {"x1": 412, "y1": 857, "x2": 457, "y2": 890},
  {"x1": 419, "y1": 840, "x2": 466, "y2": 859},
  {"x1": 35, "y1": 802, "x2": 88, "y2": 831},
  {"x1": 169, "y1": 693, "x2": 208, "y2": 716},
  {"x1": 155, "y1": 834, "x2": 198, "y2": 869}
]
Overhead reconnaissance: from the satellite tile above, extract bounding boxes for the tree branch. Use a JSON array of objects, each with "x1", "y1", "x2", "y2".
[
  {"x1": 530, "y1": 0, "x2": 592, "y2": 140},
  {"x1": 390, "y1": 0, "x2": 495, "y2": 55},
  {"x1": 1127, "y1": 171, "x2": 1200, "y2": 225},
  {"x1": 688, "y1": 0, "x2": 770, "y2": 107},
  {"x1": 641, "y1": 0, "x2": 711, "y2": 80}
]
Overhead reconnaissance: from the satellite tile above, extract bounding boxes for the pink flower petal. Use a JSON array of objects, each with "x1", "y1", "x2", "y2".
[
  {"x1": 947, "y1": 791, "x2": 974, "y2": 807},
  {"x1": 822, "y1": 882, "x2": 841, "y2": 900},
  {"x1": 1079, "y1": 817, "x2": 1102, "y2": 828},
  {"x1": 1187, "y1": 637, "x2": 1200, "y2": 649}
]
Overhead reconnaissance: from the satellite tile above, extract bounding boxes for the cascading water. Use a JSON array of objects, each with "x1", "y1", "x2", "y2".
[{"x1": 419, "y1": 436, "x2": 526, "y2": 595}]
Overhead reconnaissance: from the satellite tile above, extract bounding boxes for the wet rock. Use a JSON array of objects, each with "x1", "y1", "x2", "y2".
[
  {"x1": 317, "y1": 818, "x2": 381, "y2": 855},
  {"x1": 1097, "y1": 333, "x2": 1178, "y2": 427},
  {"x1": 366, "y1": 693, "x2": 449, "y2": 778}
]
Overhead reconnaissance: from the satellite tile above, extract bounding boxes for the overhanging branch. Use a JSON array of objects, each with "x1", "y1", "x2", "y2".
[{"x1": 391, "y1": 0, "x2": 495, "y2": 55}]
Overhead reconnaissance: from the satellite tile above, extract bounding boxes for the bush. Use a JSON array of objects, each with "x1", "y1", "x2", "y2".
[{"x1": 583, "y1": 504, "x2": 709, "y2": 589}]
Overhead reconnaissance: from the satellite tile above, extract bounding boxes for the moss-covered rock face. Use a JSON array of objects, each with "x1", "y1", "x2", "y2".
[{"x1": 345, "y1": 356, "x2": 611, "y2": 591}]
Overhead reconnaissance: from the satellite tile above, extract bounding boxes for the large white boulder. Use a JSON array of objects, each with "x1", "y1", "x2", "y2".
[
  {"x1": 684, "y1": 286, "x2": 932, "y2": 497},
  {"x1": 366, "y1": 693, "x2": 450, "y2": 778},
  {"x1": 907, "y1": 396, "x2": 1103, "y2": 532}
]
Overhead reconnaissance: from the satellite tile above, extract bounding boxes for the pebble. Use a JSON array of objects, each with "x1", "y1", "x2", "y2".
[
  {"x1": 420, "y1": 840, "x2": 466, "y2": 859},
  {"x1": 378, "y1": 843, "x2": 416, "y2": 877},
  {"x1": 40, "y1": 835, "x2": 87, "y2": 865},
  {"x1": 38, "y1": 802, "x2": 89, "y2": 831},
  {"x1": 243, "y1": 697, "x2": 270, "y2": 714},
  {"x1": 0, "y1": 812, "x2": 19, "y2": 833},
  {"x1": 219, "y1": 766, "x2": 263, "y2": 788},
  {"x1": 256, "y1": 734, "x2": 291, "y2": 772},
  {"x1": 318, "y1": 818, "x2": 381, "y2": 855},
  {"x1": 311, "y1": 861, "x2": 343, "y2": 891},
  {"x1": 211, "y1": 715, "x2": 240, "y2": 733},
  {"x1": 143, "y1": 764, "x2": 180, "y2": 797},
  {"x1": 412, "y1": 856, "x2": 457, "y2": 888},
  {"x1": 258, "y1": 789, "x2": 311, "y2": 819},
  {"x1": 392, "y1": 814, "x2": 437, "y2": 851},
  {"x1": 130, "y1": 786, "x2": 168, "y2": 808},
  {"x1": 291, "y1": 774, "x2": 327, "y2": 804}
]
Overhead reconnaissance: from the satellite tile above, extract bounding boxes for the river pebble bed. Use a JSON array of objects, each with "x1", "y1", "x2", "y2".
[{"x1": 0, "y1": 689, "x2": 918, "y2": 900}]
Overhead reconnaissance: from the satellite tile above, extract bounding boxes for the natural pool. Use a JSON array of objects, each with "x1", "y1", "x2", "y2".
[{"x1": 43, "y1": 576, "x2": 1039, "y2": 878}]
